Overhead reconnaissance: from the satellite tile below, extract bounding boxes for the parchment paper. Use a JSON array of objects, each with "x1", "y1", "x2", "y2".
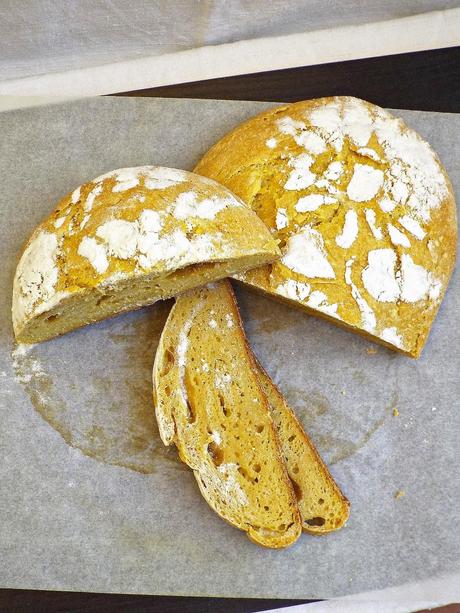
[{"x1": 0, "y1": 97, "x2": 459, "y2": 599}]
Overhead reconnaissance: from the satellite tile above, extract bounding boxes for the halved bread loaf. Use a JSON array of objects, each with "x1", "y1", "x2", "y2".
[
  {"x1": 194, "y1": 97, "x2": 457, "y2": 357},
  {"x1": 255, "y1": 360, "x2": 350, "y2": 534},
  {"x1": 153, "y1": 280, "x2": 302, "y2": 548},
  {"x1": 13, "y1": 166, "x2": 280, "y2": 343}
]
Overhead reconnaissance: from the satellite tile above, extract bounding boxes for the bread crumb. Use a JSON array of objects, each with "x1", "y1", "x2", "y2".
[
  {"x1": 392, "y1": 407, "x2": 399, "y2": 417},
  {"x1": 366, "y1": 347, "x2": 378, "y2": 355},
  {"x1": 432, "y1": 407, "x2": 437, "y2": 412},
  {"x1": 394, "y1": 490, "x2": 405, "y2": 499},
  {"x1": 341, "y1": 390, "x2": 346, "y2": 396}
]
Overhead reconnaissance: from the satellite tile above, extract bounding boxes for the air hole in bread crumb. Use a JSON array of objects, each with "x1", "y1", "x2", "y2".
[
  {"x1": 292, "y1": 464, "x2": 299, "y2": 475},
  {"x1": 291, "y1": 479, "x2": 303, "y2": 502},
  {"x1": 264, "y1": 505, "x2": 269, "y2": 511},
  {"x1": 164, "y1": 385, "x2": 171, "y2": 397},
  {"x1": 45, "y1": 314, "x2": 59, "y2": 323},
  {"x1": 217, "y1": 392, "x2": 229, "y2": 416},
  {"x1": 185, "y1": 399, "x2": 196, "y2": 423},
  {"x1": 207, "y1": 441, "x2": 224, "y2": 467},
  {"x1": 318, "y1": 498, "x2": 325, "y2": 505},
  {"x1": 255, "y1": 424, "x2": 264, "y2": 433},
  {"x1": 253, "y1": 463, "x2": 261, "y2": 473},
  {"x1": 288, "y1": 435, "x2": 296, "y2": 442},
  {"x1": 160, "y1": 349, "x2": 175, "y2": 377},
  {"x1": 238, "y1": 466, "x2": 252, "y2": 482},
  {"x1": 96, "y1": 294, "x2": 110, "y2": 307},
  {"x1": 305, "y1": 517, "x2": 326, "y2": 527}
]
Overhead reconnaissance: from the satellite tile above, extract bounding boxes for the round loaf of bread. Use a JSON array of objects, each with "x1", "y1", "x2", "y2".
[
  {"x1": 12, "y1": 166, "x2": 280, "y2": 343},
  {"x1": 195, "y1": 97, "x2": 457, "y2": 357}
]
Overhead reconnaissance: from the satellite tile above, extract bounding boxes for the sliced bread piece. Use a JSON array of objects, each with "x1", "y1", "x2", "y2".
[
  {"x1": 13, "y1": 166, "x2": 280, "y2": 343},
  {"x1": 255, "y1": 360, "x2": 350, "y2": 534},
  {"x1": 153, "y1": 279, "x2": 301, "y2": 548}
]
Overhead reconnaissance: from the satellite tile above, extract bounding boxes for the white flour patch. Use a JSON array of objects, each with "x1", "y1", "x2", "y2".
[
  {"x1": 13, "y1": 231, "x2": 59, "y2": 330},
  {"x1": 284, "y1": 154, "x2": 316, "y2": 190},
  {"x1": 79, "y1": 214, "x2": 90, "y2": 230},
  {"x1": 347, "y1": 164, "x2": 384, "y2": 202},
  {"x1": 324, "y1": 161, "x2": 343, "y2": 181},
  {"x1": 357, "y1": 147, "x2": 381, "y2": 162},
  {"x1": 78, "y1": 236, "x2": 109, "y2": 274},
  {"x1": 171, "y1": 191, "x2": 234, "y2": 220},
  {"x1": 399, "y1": 254, "x2": 434, "y2": 303},
  {"x1": 387, "y1": 224, "x2": 411, "y2": 248},
  {"x1": 362, "y1": 249, "x2": 400, "y2": 302},
  {"x1": 295, "y1": 193, "x2": 336, "y2": 213},
  {"x1": 111, "y1": 169, "x2": 140, "y2": 192},
  {"x1": 276, "y1": 279, "x2": 311, "y2": 302},
  {"x1": 362, "y1": 249, "x2": 440, "y2": 304},
  {"x1": 143, "y1": 167, "x2": 187, "y2": 190},
  {"x1": 364, "y1": 209, "x2": 383, "y2": 240},
  {"x1": 84, "y1": 183, "x2": 103, "y2": 212},
  {"x1": 379, "y1": 197, "x2": 397, "y2": 213},
  {"x1": 70, "y1": 186, "x2": 81, "y2": 204},
  {"x1": 295, "y1": 130, "x2": 326, "y2": 154},
  {"x1": 345, "y1": 258, "x2": 376, "y2": 332},
  {"x1": 380, "y1": 327, "x2": 404, "y2": 349},
  {"x1": 307, "y1": 290, "x2": 339, "y2": 318},
  {"x1": 336, "y1": 210, "x2": 359, "y2": 249},
  {"x1": 398, "y1": 215, "x2": 426, "y2": 240},
  {"x1": 54, "y1": 217, "x2": 66, "y2": 229},
  {"x1": 96, "y1": 220, "x2": 138, "y2": 259},
  {"x1": 282, "y1": 227, "x2": 335, "y2": 279},
  {"x1": 275, "y1": 208, "x2": 289, "y2": 229}
]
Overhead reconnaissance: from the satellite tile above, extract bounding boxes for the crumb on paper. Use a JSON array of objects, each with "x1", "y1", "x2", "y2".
[
  {"x1": 392, "y1": 407, "x2": 399, "y2": 417},
  {"x1": 341, "y1": 390, "x2": 346, "y2": 396},
  {"x1": 395, "y1": 490, "x2": 405, "y2": 499},
  {"x1": 432, "y1": 407, "x2": 437, "y2": 412},
  {"x1": 366, "y1": 347, "x2": 378, "y2": 355}
]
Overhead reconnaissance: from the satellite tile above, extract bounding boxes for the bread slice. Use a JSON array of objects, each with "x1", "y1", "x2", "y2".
[
  {"x1": 194, "y1": 97, "x2": 456, "y2": 357},
  {"x1": 254, "y1": 360, "x2": 350, "y2": 534},
  {"x1": 13, "y1": 166, "x2": 280, "y2": 343},
  {"x1": 153, "y1": 280, "x2": 302, "y2": 548}
]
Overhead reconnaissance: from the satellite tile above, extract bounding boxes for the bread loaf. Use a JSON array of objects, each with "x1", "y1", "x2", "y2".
[
  {"x1": 12, "y1": 166, "x2": 280, "y2": 343},
  {"x1": 255, "y1": 360, "x2": 349, "y2": 534},
  {"x1": 153, "y1": 280, "x2": 302, "y2": 548},
  {"x1": 194, "y1": 97, "x2": 457, "y2": 357}
]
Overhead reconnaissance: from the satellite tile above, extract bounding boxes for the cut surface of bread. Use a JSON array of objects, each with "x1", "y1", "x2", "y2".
[
  {"x1": 153, "y1": 280, "x2": 301, "y2": 548},
  {"x1": 255, "y1": 360, "x2": 350, "y2": 534},
  {"x1": 194, "y1": 97, "x2": 457, "y2": 357},
  {"x1": 13, "y1": 166, "x2": 280, "y2": 343}
]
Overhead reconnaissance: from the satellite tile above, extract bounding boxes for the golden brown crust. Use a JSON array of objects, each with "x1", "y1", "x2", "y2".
[{"x1": 195, "y1": 97, "x2": 457, "y2": 357}]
